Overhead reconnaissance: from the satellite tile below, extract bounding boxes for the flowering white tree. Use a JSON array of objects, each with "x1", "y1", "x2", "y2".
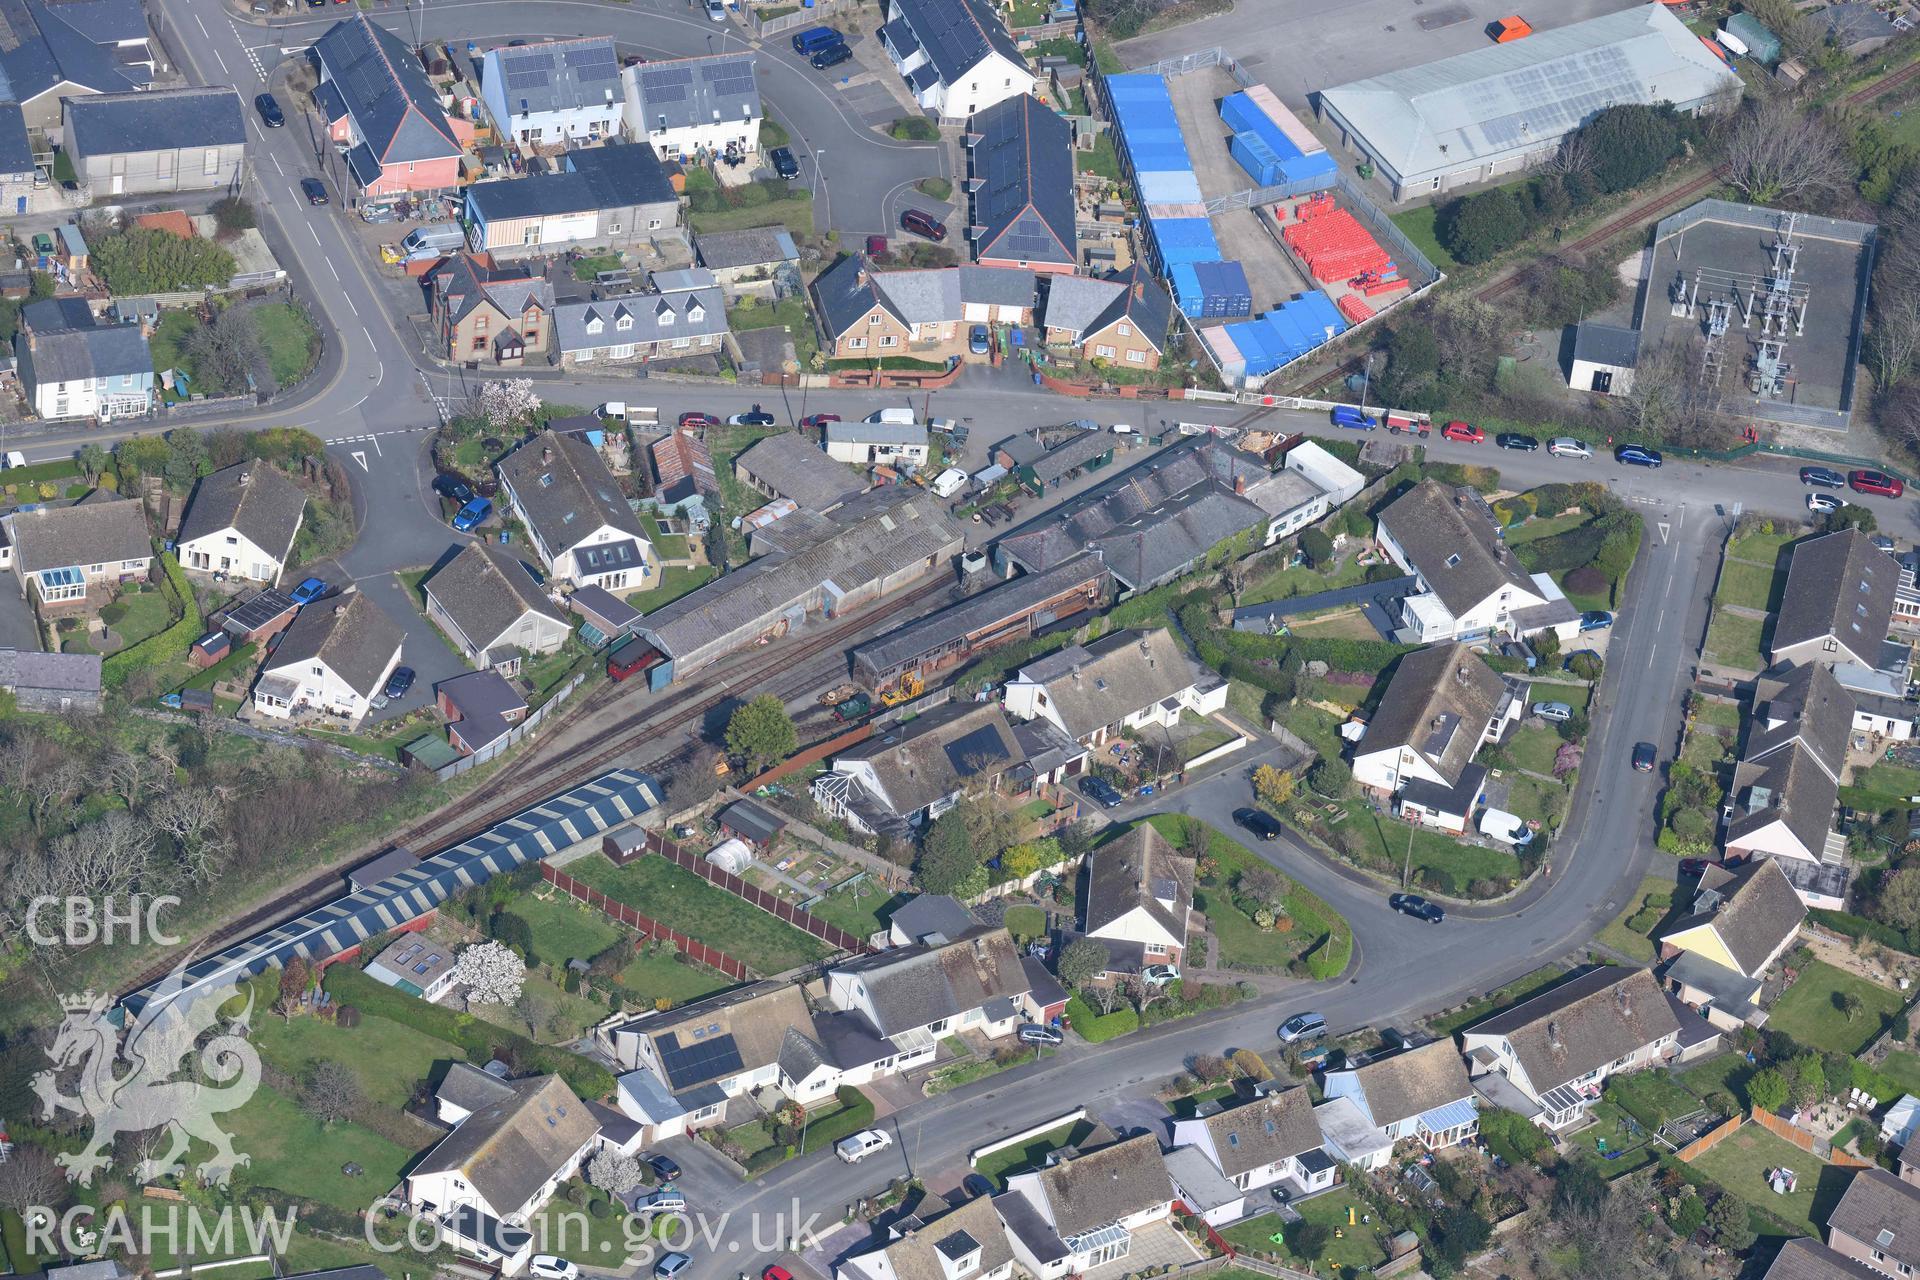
[
  {"x1": 453, "y1": 940, "x2": 525, "y2": 1006},
  {"x1": 587, "y1": 1149, "x2": 644, "y2": 1195},
  {"x1": 474, "y1": 379, "x2": 542, "y2": 430}
]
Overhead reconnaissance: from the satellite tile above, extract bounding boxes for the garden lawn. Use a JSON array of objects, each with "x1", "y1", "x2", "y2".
[
  {"x1": 1859, "y1": 759, "x2": 1920, "y2": 802},
  {"x1": 1430, "y1": 964, "x2": 1568, "y2": 1035},
  {"x1": 566, "y1": 852, "x2": 830, "y2": 974},
  {"x1": 1680, "y1": 1051, "x2": 1754, "y2": 1107},
  {"x1": 1594, "y1": 878, "x2": 1673, "y2": 964},
  {"x1": 254, "y1": 302, "x2": 319, "y2": 386},
  {"x1": 110, "y1": 586, "x2": 177, "y2": 645},
  {"x1": 472, "y1": 968, "x2": 606, "y2": 1042},
  {"x1": 626, "y1": 565, "x2": 718, "y2": 615},
  {"x1": 808, "y1": 879, "x2": 898, "y2": 940},
  {"x1": 1505, "y1": 511, "x2": 1591, "y2": 544},
  {"x1": 1681, "y1": 730, "x2": 1733, "y2": 771},
  {"x1": 572, "y1": 253, "x2": 624, "y2": 281},
  {"x1": 1767, "y1": 960, "x2": 1905, "y2": 1054},
  {"x1": 1507, "y1": 726, "x2": 1566, "y2": 776},
  {"x1": 1076, "y1": 134, "x2": 1119, "y2": 179},
  {"x1": 1223, "y1": 1187, "x2": 1390, "y2": 1271},
  {"x1": 972, "y1": 1119, "x2": 1097, "y2": 1188},
  {"x1": 617, "y1": 945, "x2": 732, "y2": 1007},
  {"x1": 250, "y1": 1009, "x2": 461, "y2": 1107},
  {"x1": 1388, "y1": 205, "x2": 1456, "y2": 271},
  {"x1": 222, "y1": 1084, "x2": 414, "y2": 1212},
  {"x1": 1696, "y1": 698, "x2": 1744, "y2": 729},
  {"x1": 1336, "y1": 799, "x2": 1523, "y2": 896},
  {"x1": 1505, "y1": 773, "x2": 1568, "y2": 826},
  {"x1": 727, "y1": 295, "x2": 819, "y2": 369},
  {"x1": 281, "y1": 1231, "x2": 427, "y2": 1280},
  {"x1": 1728, "y1": 528, "x2": 1795, "y2": 565},
  {"x1": 1146, "y1": 815, "x2": 1351, "y2": 975},
  {"x1": 1525, "y1": 680, "x2": 1591, "y2": 712},
  {"x1": 637, "y1": 511, "x2": 689, "y2": 560},
  {"x1": 1878, "y1": 1050, "x2": 1920, "y2": 1098},
  {"x1": 511, "y1": 889, "x2": 627, "y2": 964},
  {"x1": 1705, "y1": 610, "x2": 1768, "y2": 672},
  {"x1": 528, "y1": 1182, "x2": 639, "y2": 1266},
  {"x1": 1606, "y1": 1068, "x2": 1700, "y2": 1129},
  {"x1": 1241, "y1": 552, "x2": 1369, "y2": 607},
  {"x1": 1714, "y1": 559, "x2": 1780, "y2": 612},
  {"x1": 1689, "y1": 1124, "x2": 1827, "y2": 1237}
]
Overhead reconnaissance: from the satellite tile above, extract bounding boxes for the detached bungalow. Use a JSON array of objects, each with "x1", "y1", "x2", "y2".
[
  {"x1": 1001, "y1": 1133, "x2": 1175, "y2": 1279},
  {"x1": 836, "y1": 1196, "x2": 1016, "y2": 1280},
  {"x1": 1321, "y1": 1040, "x2": 1479, "y2": 1152},
  {"x1": 177, "y1": 463, "x2": 307, "y2": 586},
  {"x1": 251, "y1": 591, "x2": 405, "y2": 727},
  {"x1": 423, "y1": 541, "x2": 570, "y2": 672},
  {"x1": 824, "y1": 926, "x2": 1030, "y2": 1066},
  {"x1": 4, "y1": 494, "x2": 151, "y2": 609}
]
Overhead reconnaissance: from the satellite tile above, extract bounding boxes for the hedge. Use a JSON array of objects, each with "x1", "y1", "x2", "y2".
[
  {"x1": 1066, "y1": 995, "x2": 1139, "y2": 1042},
  {"x1": 1809, "y1": 907, "x2": 1919, "y2": 957},
  {"x1": 323, "y1": 963, "x2": 615, "y2": 1099},
  {"x1": 103, "y1": 550, "x2": 201, "y2": 689}
]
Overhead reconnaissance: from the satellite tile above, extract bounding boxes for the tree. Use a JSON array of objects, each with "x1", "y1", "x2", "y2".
[
  {"x1": 163, "y1": 427, "x2": 209, "y2": 489},
  {"x1": 1747, "y1": 1066, "x2": 1789, "y2": 1113},
  {"x1": 1253, "y1": 764, "x2": 1296, "y2": 809},
  {"x1": 1230, "y1": 1047, "x2": 1272, "y2": 1080},
  {"x1": 473, "y1": 378, "x2": 542, "y2": 430},
  {"x1": 725, "y1": 694, "x2": 797, "y2": 773},
  {"x1": 300, "y1": 1060, "x2": 364, "y2": 1126},
  {"x1": 1434, "y1": 1207, "x2": 1491, "y2": 1268},
  {"x1": 490, "y1": 909, "x2": 537, "y2": 963},
  {"x1": 89, "y1": 227, "x2": 237, "y2": 294},
  {"x1": 1842, "y1": 990, "x2": 1866, "y2": 1024},
  {"x1": 1439, "y1": 188, "x2": 1535, "y2": 265},
  {"x1": 277, "y1": 956, "x2": 312, "y2": 1014},
  {"x1": 0, "y1": 1143, "x2": 65, "y2": 1213},
  {"x1": 1553, "y1": 1159, "x2": 1609, "y2": 1218},
  {"x1": 1057, "y1": 938, "x2": 1111, "y2": 989},
  {"x1": 184, "y1": 307, "x2": 265, "y2": 396},
  {"x1": 587, "y1": 1149, "x2": 645, "y2": 1195},
  {"x1": 1567, "y1": 652, "x2": 1604, "y2": 681},
  {"x1": 453, "y1": 940, "x2": 525, "y2": 1006},
  {"x1": 1298, "y1": 526, "x2": 1334, "y2": 568},
  {"x1": 1830, "y1": 503, "x2": 1878, "y2": 533},
  {"x1": 1876, "y1": 868, "x2": 1920, "y2": 931},
  {"x1": 211, "y1": 196, "x2": 256, "y2": 235},
  {"x1": 79, "y1": 442, "x2": 107, "y2": 484},
  {"x1": 1307, "y1": 756, "x2": 1351, "y2": 795},
  {"x1": 1706, "y1": 1191, "x2": 1755, "y2": 1250},
  {"x1": 1577, "y1": 104, "x2": 1689, "y2": 194},
  {"x1": 1724, "y1": 96, "x2": 1852, "y2": 207},
  {"x1": 1237, "y1": 865, "x2": 1286, "y2": 909},
  {"x1": 916, "y1": 808, "x2": 984, "y2": 895},
  {"x1": 146, "y1": 785, "x2": 232, "y2": 882}
]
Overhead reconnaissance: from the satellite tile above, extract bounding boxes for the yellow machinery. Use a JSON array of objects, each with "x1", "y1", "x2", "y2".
[{"x1": 879, "y1": 672, "x2": 924, "y2": 707}]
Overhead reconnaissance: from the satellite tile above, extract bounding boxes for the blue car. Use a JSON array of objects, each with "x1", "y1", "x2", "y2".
[
  {"x1": 1579, "y1": 610, "x2": 1614, "y2": 632},
  {"x1": 1329, "y1": 405, "x2": 1377, "y2": 431},
  {"x1": 1615, "y1": 445, "x2": 1663, "y2": 468},
  {"x1": 452, "y1": 496, "x2": 492, "y2": 532},
  {"x1": 290, "y1": 577, "x2": 327, "y2": 605}
]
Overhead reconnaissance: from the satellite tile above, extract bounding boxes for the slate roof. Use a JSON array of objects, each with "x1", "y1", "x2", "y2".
[
  {"x1": 0, "y1": 647, "x2": 99, "y2": 694},
  {"x1": 410, "y1": 1075, "x2": 597, "y2": 1215},
  {"x1": 969, "y1": 95, "x2": 1074, "y2": 268},
  {"x1": 1468, "y1": 966, "x2": 1680, "y2": 1094},
  {"x1": 1033, "y1": 1133, "x2": 1173, "y2": 1238},
  {"x1": 437, "y1": 1061, "x2": 516, "y2": 1115},
  {"x1": 1747, "y1": 661, "x2": 1854, "y2": 780},
  {"x1": 65, "y1": 87, "x2": 243, "y2": 162},
  {"x1": 554, "y1": 285, "x2": 726, "y2": 356},
  {"x1": 863, "y1": 1196, "x2": 1015, "y2": 1280},
  {"x1": 1084, "y1": 822, "x2": 1193, "y2": 944},
  {"x1": 889, "y1": 894, "x2": 979, "y2": 944},
  {"x1": 812, "y1": 253, "x2": 907, "y2": 337},
  {"x1": 1764, "y1": 1239, "x2": 1885, "y2": 1280},
  {"x1": 735, "y1": 431, "x2": 864, "y2": 513},
  {"x1": 615, "y1": 982, "x2": 813, "y2": 1090},
  {"x1": 1332, "y1": 1040, "x2": 1474, "y2": 1127},
  {"x1": 5, "y1": 0, "x2": 141, "y2": 104},
  {"x1": 1662, "y1": 856, "x2": 1806, "y2": 978},
  {"x1": 1082, "y1": 265, "x2": 1172, "y2": 351},
  {"x1": 440, "y1": 669, "x2": 527, "y2": 751},
  {"x1": 1773, "y1": 529, "x2": 1898, "y2": 663},
  {"x1": 0, "y1": 104, "x2": 29, "y2": 178},
  {"x1": 695, "y1": 227, "x2": 799, "y2": 272},
  {"x1": 42, "y1": 0, "x2": 147, "y2": 44},
  {"x1": 1727, "y1": 738, "x2": 1839, "y2": 862},
  {"x1": 1199, "y1": 1087, "x2": 1322, "y2": 1179},
  {"x1": 1379, "y1": 480, "x2": 1538, "y2": 616},
  {"x1": 623, "y1": 51, "x2": 761, "y2": 135},
  {"x1": 18, "y1": 320, "x2": 150, "y2": 386},
  {"x1": 6, "y1": 494, "x2": 148, "y2": 573},
  {"x1": 1043, "y1": 273, "x2": 1125, "y2": 336},
  {"x1": 1360, "y1": 644, "x2": 1506, "y2": 785},
  {"x1": 1017, "y1": 627, "x2": 1206, "y2": 741},
  {"x1": 890, "y1": 0, "x2": 1023, "y2": 86},
  {"x1": 1024, "y1": 431, "x2": 1115, "y2": 487},
  {"x1": 425, "y1": 542, "x2": 565, "y2": 652},
  {"x1": 812, "y1": 255, "x2": 1044, "y2": 335},
  {"x1": 312, "y1": 14, "x2": 461, "y2": 166},
  {"x1": 1572, "y1": 322, "x2": 1640, "y2": 369},
  {"x1": 178, "y1": 464, "x2": 306, "y2": 563},
  {"x1": 485, "y1": 37, "x2": 621, "y2": 117},
  {"x1": 466, "y1": 143, "x2": 676, "y2": 222},
  {"x1": 265, "y1": 591, "x2": 405, "y2": 700},
  {"x1": 499, "y1": 429, "x2": 645, "y2": 551},
  {"x1": 429, "y1": 253, "x2": 552, "y2": 330},
  {"x1": 1828, "y1": 1168, "x2": 1920, "y2": 1272},
  {"x1": 835, "y1": 700, "x2": 1025, "y2": 818}
]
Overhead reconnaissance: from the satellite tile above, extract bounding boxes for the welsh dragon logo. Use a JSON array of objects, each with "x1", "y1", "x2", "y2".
[{"x1": 33, "y1": 963, "x2": 261, "y2": 1187}]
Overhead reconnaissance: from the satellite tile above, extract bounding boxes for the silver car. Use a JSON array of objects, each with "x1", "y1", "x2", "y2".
[
  {"x1": 1279, "y1": 1011, "x2": 1327, "y2": 1043},
  {"x1": 1548, "y1": 437, "x2": 1593, "y2": 460},
  {"x1": 1531, "y1": 701, "x2": 1573, "y2": 722}
]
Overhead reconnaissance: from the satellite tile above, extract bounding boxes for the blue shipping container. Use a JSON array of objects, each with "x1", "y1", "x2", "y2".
[
  {"x1": 1279, "y1": 150, "x2": 1338, "y2": 184},
  {"x1": 1138, "y1": 170, "x2": 1203, "y2": 204},
  {"x1": 1150, "y1": 216, "x2": 1221, "y2": 269},
  {"x1": 1229, "y1": 130, "x2": 1283, "y2": 187}
]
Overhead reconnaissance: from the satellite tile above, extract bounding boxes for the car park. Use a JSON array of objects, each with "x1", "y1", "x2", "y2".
[
  {"x1": 1851, "y1": 469, "x2": 1905, "y2": 498},
  {"x1": 1441, "y1": 421, "x2": 1484, "y2": 444},
  {"x1": 769, "y1": 147, "x2": 799, "y2": 179},
  {"x1": 1579, "y1": 610, "x2": 1613, "y2": 632},
  {"x1": 1278, "y1": 1012, "x2": 1327, "y2": 1043},
  {"x1": 1808, "y1": 492, "x2": 1841, "y2": 515},
  {"x1": 1017, "y1": 1023, "x2": 1063, "y2": 1046},
  {"x1": 1496, "y1": 432, "x2": 1539, "y2": 451},
  {"x1": 1547, "y1": 437, "x2": 1592, "y2": 459},
  {"x1": 255, "y1": 93, "x2": 284, "y2": 127},
  {"x1": 1233, "y1": 807, "x2": 1283, "y2": 840},
  {"x1": 1078, "y1": 776, "x2": 1124, "y2": 808},
  {"x1": 969, "y1": 324, "x2": 990, "y2": 355},
  {"x1": 452, "y1": 496, "x2": 492, "y2": 532},
  {"x1": 432, "y1": 474, "x2": 473, "y2": 502},
  {"x1": 1142, "y1": 963, "x2": 1180, "y2": 985},
  {"x1": 728, "y1": 406, "x2": 776, "y2": 426},
  {"x1": 529, "y1": 1258, "x2": 579, "y2": 1280},
  {"x1": 1531, "y1": 701, "x2": 1573, "y2": 722},
  {"x1": 300, "y1": 177, "x2": 329, "y2": 205},
  {"x1": 836, "y1": 1129, "x2": 892, "y2": 1163},
  {"x1": 1801, "y1": 466, "x2": 1847, "y2": 489},
  {"x1": 1615, "y1": 445, "x2": 1663, "y2": 468},
  {"x1": 1388, "y1": 892, "x2": 1444, "y2": 923},
  {"x1": 900, "y1": 207, "x2": 946, "y2": 241},
  {"x1": 1329, "y1": 405, "x2": 1376, "y2": 430},
  {"x1": 644, "y1": 1153, "x2": 682, "y2": 1181},
  {"x1": 811, "y1": 42, "x2": 853, "y2": 70},
  {"x1": 290, "y1": 577, "x2": 328, "y2": 605},
  {"x1": 655, "y1": 1254, "x2": 691, "y2": 1280},
  {"x1": 1632, "y1": 742, "x2": 1657, "y2": 772}
]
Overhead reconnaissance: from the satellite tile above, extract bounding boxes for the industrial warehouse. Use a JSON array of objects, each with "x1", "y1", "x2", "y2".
[{"x1": 1316, "y1": 3, "x2": 1739, "y2": 200}]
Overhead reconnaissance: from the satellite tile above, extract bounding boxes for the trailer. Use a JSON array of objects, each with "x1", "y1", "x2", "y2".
[{"x1": 1385, "y1": 412, "x2": 1430, "y2": 438}]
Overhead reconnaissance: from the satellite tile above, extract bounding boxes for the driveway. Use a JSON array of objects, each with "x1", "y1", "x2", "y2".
[
  {"x1": 0, "y1": 583, "x2": 41, "y2": 651},
  {"x1": 361, "y1": 572, "x2": 469, "y2": 723}
]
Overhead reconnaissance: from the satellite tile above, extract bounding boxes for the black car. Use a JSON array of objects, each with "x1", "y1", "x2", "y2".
[
  {"x1": 962, "y1": 1173, "x2": 996, "y2": 1198},
  {"x1": 1632, "y1": 742, "x2": 1658, "y2": 772},
  {"x1": 1078, "y1": 776, "x2": 1124, "y2": 809},
  {"x1": 1388, "y1": 892, "x2": 1444, "y2": 923},
  {"x1": 1233, "y1": 807, "x2": 1283, "y2": 840},
  {"x1": 1495, "y1": 432, "x2": 1540, "y2": 451},
  {"x1": 811, "y1": 42, "x2": 853, "y2": 70},
  {"x1": 1800, "y1": 466, "x2": 1847, "y2": 489},
  {"x1": 728, "y1": 406, "x2": 776, "y2": 426},
  {"x1": 384, "y1": 667, "x2": 416, "y2": 701},
  {"x1": 644, "y1": 1153, "x2": 682, "y2": 1182},
  {"x1": 300, "y1": 177, "x2": 329, "y2": 205},
  {"x1": 769, "y1": 146, "x2": 799, "y2": 179},
  {"x1": 433, "y1": 473, "x2": 474, "y2": 502},
  {"x1": 255, "y1": 93, "x2": 285, "y2": 128}
]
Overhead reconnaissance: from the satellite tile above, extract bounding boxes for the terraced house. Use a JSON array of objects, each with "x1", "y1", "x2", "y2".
[
  {"x1": 967, "y1": 94, "x2": 1076, "y2": 273},
  {"x1": 497, "y1": 429, "x2": 654, "y2": 591},
  {"x1": 880, "y1": 0, "x2": 1034, "y2": 123},
  {"x1": 813, "y1": 256, "x2": 1036, "y2": 360},
  {"x1": 480, "y1": 37, "x2": 625, "y2": 149}
]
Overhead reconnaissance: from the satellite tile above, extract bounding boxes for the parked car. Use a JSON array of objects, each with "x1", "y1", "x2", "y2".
[
  {"x1": 529, "y1": 1258, "x2": 579, "y2": 1280},
  {"x1": 835, "y1": 1129, "x2": 893, "y2": 1163},
  {"x1": 1801, "y1": 465, "x2": 1847, "y2": 489},
  {"x1": 961, "y1": 1174, "x2": 996, "y2": 1199},
  {"x1": 1496, "y1": 432, "x2": 1540, "y2": 451},
  {"x1": 1078, "y1": 775, "x2": 1124, "y2": 808},
  {"x1": 635, "y1": 1186, "x2": 687, "y2": 1213},
  {"x1": 969, "y1": 324, "x2": 990, "y2": 355},
  {"x1": 655, "y1": 1254, "x2": 692, "y2": 1280},
  {"x1": 811, "y1": 42, "x2": 853, "y2": 70},
  {"x1": 383, "y1": 667, "x2": 416, "y2": 702},
  {"x1": 1808, "y1": 492, "x2": 1841, "y2": 515},
  {"x1": 300, "y1": 177, "x2": 329, "y2": 205},
  {"x1": 679, "y1": 411, "x2": 720, "y2": 428},
  {"x1": 1563, "y1": 648, "x2": 1602, "y2": 671},
  {"x1": 1531, "y1": 701, "x2": 1573, "y2": 722},
  {"x1": 1142, "y1": 963, "x2": 1181, "y2": 985},
  {"x1": 1632, "y1": 742, "x2": 1658, "y2": 772},
  {"x1": 1441, "y1": 421, "x2": 1484, "y2": 444},
  {"x1": 432, "y1": 473, "x2": 473, "y2": 502},
  {"x1": 800, "y1": 413, "x2": 840, "y2": 428},
  {"x1": 1388, "y1": 892, "x2": 1444, "y2": 923},
  {"x1": 791, "y1": 26, "x2": 845, "y2": 55},
  {"x1": 1278, "y1": 1012, "x2": 1327, "y2": 1044},
  {"x1": 1329, "y1": 405, "x2": 1377, "y2": 431},
  {"x1": 254, "y1": 93, "x2": 284, "y2": 127},
  {"x1": 900, "y1": 207, "x2": 946, "y2": 241},
  {"x1": 769, "y1": 146, "x2": 799, "y2": 179},
  {"x1": 728, "y1": 406, "x2": 776, "y2": 426},
  {"x1": 1017, "y1": 1023, "x2": 1064, "y2": 1046},
  {"x1": 644, "y1": 1153, "x2": 682, "y2": 1181},
  {"x1": 1615, "y1": 444, "x2": 1663, "y2": 468},
  {"x1": 1579, "y1": 610, "x2": 1614, "y2": 632},
  {"x1": 452, "y1": 495, "x2": 492, "y2": 532},
  {"x1": 865, "y1": 234, "x2": 888, "y2": 256},
  {"x1": 1233, "y1": 807, "x2": 1284, "y2": 840},
  {"x1": 1678, "y1": 857, "x2": 1711, "y2": 878},
  {"x1": 764, "y1": 1268, "x2": 796, "y2": 1280},
  {"x1": 1547, "y1": 437, "x2": 1593, "y2": 459},
  {"x1": 1851, "y1": 469, "x2": 1905, "y2": 498},
  {"x1": 290, "y1": 577, "x2": 328, "y2": 605},
  {"x1": 705, "y1": 0, "x2": 726, "y2": 19}
]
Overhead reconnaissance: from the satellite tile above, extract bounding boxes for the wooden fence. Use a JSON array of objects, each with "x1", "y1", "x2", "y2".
[
  {"x1": 636, "y1": 827, "x2": 874, "y2": 955},
  {"x1": 542, "y1": 862, "x2": 751, "y2": 980},
  {"x1": 1675, "y1": 1113, "x2": 1744, "y2": 1162},
  {"x1": 1750, "y1": 1107, "x2": 1873, "y2": 1167},
  {"x1": 741, "y1": 721, "x2": 873, "y2": 789}
]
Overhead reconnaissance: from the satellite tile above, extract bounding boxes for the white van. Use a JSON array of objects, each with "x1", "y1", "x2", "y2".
[
  {"x1": 401, "y1": 225, "x2": 466, "y2": 257},
  {"x1": 930, "y1": 468, "x2": 969, "y2": 498},
  {"x1": 1477, "y1": 808, "x2": 1534, "y2": 847},
  {"x1": 865, "y1": 407, "x2": 917, "y2": 426},
  {"x1": 836, "y1": 1129, "x2": 893, "y2": 1163},
  {"x1": 1110, "y1": 422, "x2": 1137, "y2": 435},
  {"x1": 1, "y1": 450, "x2": 25, "y2": 470}
]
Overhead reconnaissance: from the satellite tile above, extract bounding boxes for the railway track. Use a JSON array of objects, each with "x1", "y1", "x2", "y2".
[{"x1": 1843, "y1": 55, "x2": 1920, "y2": 107}]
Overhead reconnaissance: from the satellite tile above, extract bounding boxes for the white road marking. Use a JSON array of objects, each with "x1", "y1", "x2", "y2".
[
  {"x1": 270, "y1": 154, "x2": 284, "y2": 176},
  {"x1": 327, "y1": 258, "x2": 340, "y2": 280},
  {"x1": 1658, "y1": 521, "x2": 1670, "y2": 543},
  {"x1": 214, "y1": 46, "x2": 231, "y2": 75},
  {"x1": 196, "y1": 12, "x2": 209, "y2": 37},
  {"x1": 370, "y1": 434, "x2": 383, "y2": 457},
  {"x1": 343, "y1": 291, "x2": 358, "y2": 316},
  {"x1": 362, "y1": 325, "x2": 375, "y2": 349},
  {"x1": 351, "y1": 450, "x2": 367, "y2": 470},
  {"x1": 308, "y1": 222, "x2": 321, "y2": 245}
]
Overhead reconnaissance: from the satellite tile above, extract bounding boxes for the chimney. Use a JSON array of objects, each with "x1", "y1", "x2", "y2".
[
  {"x1": 1456, "y1": 664, "x2": 1469, "y2": 686},
  {"x1": 1234, "y1": 474, "x2": 1246, "y2": 495},
  {"x1": 237, "y1": 470, "x2": 252, "y2": 487},
  {"x1": 333, "y1": 603, "x2": 348, "y2": 618},
  {"x1": 542, "y1": 444, "x2": 553, "y2": 465},
  {"x1": 1615, "y1": 983, "x2": 1632, "y2": 1019},
  {"x1": 1547, "y1": 1020, "x2": 1564, "y2": 1055}
]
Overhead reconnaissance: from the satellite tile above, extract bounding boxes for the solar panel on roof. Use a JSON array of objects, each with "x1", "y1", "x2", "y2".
[
  {"x1": 659, "y1": 1031, "x2": 744, "y2": 1088},
  {"x1": 565, "y1": 45, "x2": 615, "y2": 67},
  {"x1": 647, "y1": 66, "x2": 695, "y2": 86},
  {"x1": 513, "y1": 50, "x2": 555, "y2": 69},
  {"x1": 651, "y1": 86, "x2": 687, "y2": 103}
]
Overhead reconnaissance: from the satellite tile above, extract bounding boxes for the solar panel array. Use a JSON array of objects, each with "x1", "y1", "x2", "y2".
[
  {"x1": 637, "y1": 56, "x2": 759, "y2": 128},
  {"x1": 1468, "y1": 44, "x2": 1638, "y2": 152},
  {"x1": 656, "y1": 1029, "x2": 746, "y2": 1089}
]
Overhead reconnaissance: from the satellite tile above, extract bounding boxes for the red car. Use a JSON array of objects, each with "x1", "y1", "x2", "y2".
[
  {"x1": 1851, "y1": 469, "x2": 1905, "y2": 498},
  {"x1": 764, "y1": 1268, "x2": 794, "y2": 1280},
  {"x1": 865, "y1": 235, "x2": 888, "y2": 257},
  {"x1": 800, "y1": 413, "x2": 841, "y2": 428},
  {"x1": 1441, "y1": 421, "x2": 1484, "y2": 444},
  {"x1": 679, "y1": 411, "x2": 720, "y2": 429}
]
